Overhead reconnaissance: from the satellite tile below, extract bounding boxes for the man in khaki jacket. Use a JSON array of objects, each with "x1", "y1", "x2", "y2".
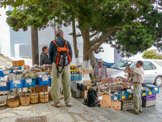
[{"x1": 126, "y1": 61, "x2": 144, "y2": 115}]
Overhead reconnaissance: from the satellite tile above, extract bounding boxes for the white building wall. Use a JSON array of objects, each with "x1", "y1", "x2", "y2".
[
  {"x1": 0, "y1": 7, "x2": 11, "y2": 57},
  {"x1": 95, "y1": 44, "x2": 115, "y2": 63}
]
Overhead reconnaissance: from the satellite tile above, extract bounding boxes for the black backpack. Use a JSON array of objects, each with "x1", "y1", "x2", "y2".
[{"x1": 83, "y1": 88, "x2": 100, "y2": 107}]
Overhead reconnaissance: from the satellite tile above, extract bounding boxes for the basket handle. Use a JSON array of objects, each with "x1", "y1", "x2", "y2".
[{"x1": 41, "y1": 88, "x2": 45, "y2": 95}]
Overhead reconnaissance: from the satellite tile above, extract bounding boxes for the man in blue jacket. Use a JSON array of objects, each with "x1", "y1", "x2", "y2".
[{"x1": 49, "y1": 29, "x2": 72, "y2": 108}]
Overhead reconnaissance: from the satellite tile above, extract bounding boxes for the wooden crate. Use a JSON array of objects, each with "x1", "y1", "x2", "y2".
[
  {"x1": 12, "y1": 60, "x2": 24, "y2": 66},
  {"x1": 111, "y1": 100, "x2": 121, "y2": 110},
  {"x1": 121, "y1": 99, "x2": 134, "y2": 110},
  {"x1": 142, "y1": 100, "x2": 156, "y2": 108},
  {"x1": 99, "y1": 92, "x2": 111, "y2": 107}
]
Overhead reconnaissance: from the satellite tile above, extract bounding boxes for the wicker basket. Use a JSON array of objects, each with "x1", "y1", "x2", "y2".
[
  {"x1": 49, "y1": 91, "x2": 53, "y2": 100},
  {"x1": 30, "y1": 92, "x2": 39, "y2": 104},
  {"x1": 20, "y1": 93, "x2": 30, "y2": 106},
  {"x1": 39, "y1": 89, "x2": 49, "y2": 103},
  {"x1": 0, "y1": 93, "x2": 7, "y2": 110},
  {"x1": 7, "y1": 97, "x2": 20, "y2": 108}
]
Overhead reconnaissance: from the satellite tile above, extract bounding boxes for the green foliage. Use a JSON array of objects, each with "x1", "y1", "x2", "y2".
[
  {"x1": 116, "y1": 22, "x2": 155, "y2": 56},
  {"x1": 143, "y1": 50, "x2": 162, "y2": 60},
  {"x1": 3, "y1": 0, "x2": 162, "y2": 58}
]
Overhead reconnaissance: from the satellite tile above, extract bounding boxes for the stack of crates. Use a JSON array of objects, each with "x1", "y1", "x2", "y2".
[
  {"x1": 141, "y1": 83, "x2": 159, "y2": 107},
  {"x1": 142, "y1": 94, "x2": 156, "y2": 107},
  {"x1": 70, "y1": 65, "x2": 82, "y2": 81}
]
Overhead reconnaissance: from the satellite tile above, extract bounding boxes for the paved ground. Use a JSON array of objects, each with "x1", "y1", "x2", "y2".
[{"x1": 0, "y1": 98, "x2": 110, "y2": 122}]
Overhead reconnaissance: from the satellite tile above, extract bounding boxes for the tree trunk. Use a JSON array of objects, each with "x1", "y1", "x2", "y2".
[
  {"x1": 81, "y1": 25, "x2": 91, "y2": 68},
  {"x1": 31, "y1": 27, "x2": 39, "y2": 65},
  {"x1": 72, "y1": 19, "x2": 79, "y2": 61},
  {"x1": 89, "y1": 52, "x2": 97, "y2": 68},
  {"x1": 82, "y1": 26, "x2": 90, "y2": 61}
]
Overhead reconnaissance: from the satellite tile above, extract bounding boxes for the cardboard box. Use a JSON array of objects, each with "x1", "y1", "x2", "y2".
[
  {"x1": 31, "y1": 85, "x2": 48, "y2": 93},
  {"x1": 12, "y1": 60, "x2": 25, "y2": 66},
  {"x1": 80, "y1": 90, "x2": 88, "y2": 99},
  {"x1": 111, "y1": 100, "x2": 121, "y2": 110},
  {"x1": 99, "y1": 92, "x2": 111, "y2": 107},
  {"x1": 84, "y1": 80, "x2": 91, "y2": 84},
  {"x1": 78, "y1": 68, "x2": 92, "y2": 74}
]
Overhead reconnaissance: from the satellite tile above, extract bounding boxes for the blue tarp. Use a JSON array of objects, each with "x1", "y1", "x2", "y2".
[{"x1": 96, "y1": 58, "x2": 114, "y2": 68}]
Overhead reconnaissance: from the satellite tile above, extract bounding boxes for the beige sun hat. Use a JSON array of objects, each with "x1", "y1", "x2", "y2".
[{"x1": 98, "y1": 59, "x2": 103, "y2": 62}]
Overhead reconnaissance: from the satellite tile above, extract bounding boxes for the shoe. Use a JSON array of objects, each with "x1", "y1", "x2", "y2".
[
  {"x1": 66, "y1": 102, "x2": 72, "y2": 107},
  {"x1": 131, "y1": 110, "x2": 139, "y2": 115},
  {"x1": 52, "y1": 102, "x2": 61, "y2": 108},
  {"x1": 139, "y1": 110, "x2": 143, "y2": 113}
]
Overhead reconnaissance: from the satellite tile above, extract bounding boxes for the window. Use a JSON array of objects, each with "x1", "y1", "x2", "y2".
[
  {"x1": 143, "y1": 61, "x2": 156, "y2": 70},
  {"x1": 111, "y1": 60, "x2": 133, "y2": 69}
]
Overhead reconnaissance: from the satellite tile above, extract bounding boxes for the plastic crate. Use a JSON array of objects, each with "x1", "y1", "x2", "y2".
[
  {"x1": 0, "y1": 82, "x2": 10, "y2": 91},
  {"x1": 141, "y1": 90, "x2": 149, "y2": 96},
  {"x1": 22, "y1": 78, "x2": 36, "y2": 87},
  {"x1": 0, "y1": 70, "x2": 13, "y2": 77},
  {"x1": 128, "y1": 93, "x2": 133, "y2": 99},
  {"x1": 124, "y1": 93, "x2": 129, "y2": 99},
  {"x1": 117, "y1": 94, "x2": 122, "y2": 100},
  {"x1": 142, "y1": 94, "x2": 156, "y2": 101},
  {"x1": 71, "y1": 74, "x2": 82, "y2": 81},
  {"x1": 10, "y1": 79, "x2": 23, "y2": 89},
  {"x1": 143, "y1": 84, "x2": 159, "y2": 94},
  {"x1": 38, "y1": 76, "x2": 51, "y2": 86},
  {"x1": 0, "y1": 70, "x2": 3, "y2": 77},
  {"x1": 111, "y1": 95, "x2": 114, "y2": 100}
]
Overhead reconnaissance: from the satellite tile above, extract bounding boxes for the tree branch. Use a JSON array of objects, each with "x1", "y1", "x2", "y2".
[
  {"x1": 90, "y1": 31, "x2": 99, "y2": 38},
  {"x1": 89, "y1": 27, "x2": 112, "y2": 47},
  {"x1": 85, "y1": 27, "x2": 115, "y2": 58},
  {"x1": 89, "y1": 26, "x2": 123, "y2": 47}
]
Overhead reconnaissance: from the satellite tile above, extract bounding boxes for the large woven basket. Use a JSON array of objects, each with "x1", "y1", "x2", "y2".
[
  {"x1": 7, "y1": 97, "x2": 20, "y2": 108},
  {"x1": 39, "y1": 89, "x2": 49, "y2": 103},
  {"x1": 30, "y1": 92, "x2": 39, "y2": 104},
  {"x1": 0, "y1": 93, "x2": 7, "y2": 110},
  {"x1": 20, "y1": 93, "x2": 30, "y2": 106}
]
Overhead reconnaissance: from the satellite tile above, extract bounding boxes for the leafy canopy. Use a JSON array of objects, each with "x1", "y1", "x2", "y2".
[{"x1": 3, "y1": 0, "x2": 162, "y2": 57}]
